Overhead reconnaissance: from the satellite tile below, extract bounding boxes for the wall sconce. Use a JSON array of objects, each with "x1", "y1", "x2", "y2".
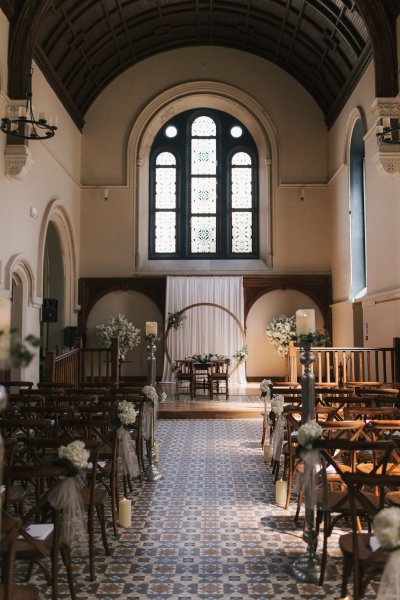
[
  {"x1": 300, "y1": 187, "x2": 305, "y2": 201},
  {"x1": 104, "y1": 188, "x2": 109, "y2": 201}
]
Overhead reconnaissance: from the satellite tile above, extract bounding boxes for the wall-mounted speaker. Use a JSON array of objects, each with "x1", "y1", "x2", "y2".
[{"x1": 42, "y1": 298, "x2": 58, "y2": 322}]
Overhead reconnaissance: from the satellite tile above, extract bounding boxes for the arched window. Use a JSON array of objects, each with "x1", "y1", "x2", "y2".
[
  {"x1": 149, "y1": 109, "x2": 258, "y2": 259},
  {"x1": 349, "y1": 118, "x2": 366, "y2": 298}
]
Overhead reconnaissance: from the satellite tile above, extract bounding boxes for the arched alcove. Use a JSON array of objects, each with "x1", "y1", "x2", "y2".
[
  {"x1": 129, "y1": 81, "x2": 277, "y2": 272},
  {"x1": 41, "y1": 222, "x2": 65, "y2": 354},
  {"x1": 86, "y1": 290, "x2": 164, "y2": 379},
  {"x1": 246, "y1": 288, "x2": 324, "y2": 378}
]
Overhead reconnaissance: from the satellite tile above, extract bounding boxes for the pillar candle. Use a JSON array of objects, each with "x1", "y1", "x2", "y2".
[
  {"x1": 383, "y1": 117, "x2": 391, "y2": 129},
  {"x1": 145, "y1": 321, "x2": 157, "y2": 336},
  {"x1": 275, "y1": 479, "x2": 288, "y2": 507},
  {"x1": 0, "y1": 298, "x2": 11, "y2": 368},
  {"x1": 263, "y1": 443, "x2": 272, "y2": 462},
  {"x1": 295, "y1": 309, "x2": 316, "y2": 336},
  {"x1": 154, "y1": 441, "x2": 160, "y2": 463},
  {"x1": 118, "y1": 497, "x2": 131, "y2": 528}
]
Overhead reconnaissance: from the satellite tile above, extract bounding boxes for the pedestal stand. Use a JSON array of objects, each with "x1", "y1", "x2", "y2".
[
  {"x1": 144, "y1": 336, "x2": 163, "y2": 482},
  {"x1": 289, "y1": 342, "x2": 321, "y2": 584}
]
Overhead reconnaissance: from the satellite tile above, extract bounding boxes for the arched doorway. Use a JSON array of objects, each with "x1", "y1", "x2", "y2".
[{"x1": 41, "y1": 222, "x2": 65, "y2": 357}]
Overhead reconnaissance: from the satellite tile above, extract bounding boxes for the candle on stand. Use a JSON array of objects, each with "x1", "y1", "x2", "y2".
[
  {"x1": 295, "y1": 309, "x2": 316, "y2": 336},
  {"x1": 275, "y1": 479, "x2": 288, "y2": 507},
  {"x1": 119, "y1": 497, "x2": 131, "y2": 528},
  {"x1": 0, "y1": 298, "x2": 11, "y2": 368},
  {"x1": 145, "y1": 321, "x2": 158, "y2": 336}
]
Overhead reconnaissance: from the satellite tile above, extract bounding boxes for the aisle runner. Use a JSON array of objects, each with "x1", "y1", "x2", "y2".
[{"x1": 24, "y1": 420, "x2": 378, "y2": 599}]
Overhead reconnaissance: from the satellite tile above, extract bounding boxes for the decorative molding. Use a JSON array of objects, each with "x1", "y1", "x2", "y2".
[
  {"x1": 371, "y1": 96, "x2": 400, "y2": 118},
  {"x1": 372, "y1": 144, "x2": 400, "y2": 177},
  {"x1": 4, "y1": 144, "x2": 34, "y2": 180}
]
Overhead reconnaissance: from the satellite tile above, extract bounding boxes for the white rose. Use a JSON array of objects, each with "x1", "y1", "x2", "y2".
[{"x1": 374, "y1": 507, "x2": 400, "y2": 550}]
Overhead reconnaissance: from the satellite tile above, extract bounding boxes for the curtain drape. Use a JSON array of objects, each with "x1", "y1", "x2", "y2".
[{"x1": 162, "y1": 276, "x2": 246, "y2": 385}]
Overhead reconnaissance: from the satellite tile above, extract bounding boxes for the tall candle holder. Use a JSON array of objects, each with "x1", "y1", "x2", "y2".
[
  {"x1": 144, "y1": 332, "x2": 163, "y2": 481},
  {"x1": 289, "y1": 337, "x2": 320, "y2": 584},
  {"x1": 290, "y1": 325, "x2": 330, "y2": 584}
]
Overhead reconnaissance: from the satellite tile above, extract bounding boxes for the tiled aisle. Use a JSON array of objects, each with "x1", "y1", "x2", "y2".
[{"x1": 24, "y1": 419, "x2": 379, "y2": 599}]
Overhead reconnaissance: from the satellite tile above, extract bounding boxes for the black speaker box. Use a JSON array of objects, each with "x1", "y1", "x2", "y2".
[
  {"x1": 64, "y1": 326, "x2": 79, "y2": 347},
  {"x1": 42, "y1": 298, "x2": 58, "y2": 322}
]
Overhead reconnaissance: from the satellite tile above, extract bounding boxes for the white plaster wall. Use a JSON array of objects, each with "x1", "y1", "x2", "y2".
[
  {"x1": 0, "y1": 13, "x2": 82, "y2": 382},
  {"x1": 82, "y1": 47, "x2": 327, "y2": 185},
  {"x1": 331, "y1": 301, "x2": 354, "y2": 346},
  {"x1": 80, "y1": 47, "x2": 331, "y2": 277},
  {"x1": 246, "y1": 289, "x2": 324, "y2": 378}
]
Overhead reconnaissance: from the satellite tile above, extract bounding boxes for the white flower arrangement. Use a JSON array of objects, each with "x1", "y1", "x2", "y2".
[
  {"x1": 117, "y1": 400, "x2": 138, "y2": 426},
  {"x1": 297, "y1": 420, "x2": 323, "y2": 451},
  {"x1": 58, "y1": 440, "x2": 89, "y2": 471},
  {"x1": 234, "y1": 345, "x2": 248, "y2": 364},
  {"x1": 266, "y1": 314, "x2": 296, "y2": 358},
  {"x1": 96, "y1": 314, "x2": 141, "y2": 359},
  {"x1": 142, "y1": 385, "x2": 159, "y2": 403},
  {"x1": 373, "y1": 507, "x2": 400, "y2": 551},
  {"x1": 260, "y1": 378, "x2": 273, "y2": 397},
  {"x1": 270, "y1": 395, "x2": 285, "y2": 417}
]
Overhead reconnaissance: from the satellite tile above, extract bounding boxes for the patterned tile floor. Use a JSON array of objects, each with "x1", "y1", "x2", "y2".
[{"x1": 19, "y1": 419, "x2": 379, "y2": 599}]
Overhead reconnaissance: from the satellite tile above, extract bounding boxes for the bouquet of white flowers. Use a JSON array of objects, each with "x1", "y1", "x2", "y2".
[
  {"x1": 297, "y1": 420, "x2": 323, "y2": 451},
  {"x1": 266, "y1": 314, "x2": 296, "y2": 358},
  {"x1": 117, "y1": 400, "x2": 138, "y2": 426},
  {"x1": 57, "y1": 440, "x2": 90, "y2": 474},
  {"x1": 96, "y1": 314, "x2": 141, "y2": 359},
  {"x1": 270, "y1": 395, "x2": 284, "y2": 417},
  {"x1": 372, "y1": 507, "x2": 400, "y2": 600},
  {"x1": 260, "y1": 378, "x2": 273, "y2": 397},
  {"x1": 234, "y1": 345, "x2": 248, "y2": 364}
]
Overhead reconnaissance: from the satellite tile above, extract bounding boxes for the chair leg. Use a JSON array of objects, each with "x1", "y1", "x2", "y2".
[
  {"x1": 285, "y1": 463, "x2": 293, "y2": 510},
  {"x1": 318, "y1": 511, "x2": 329, "y2": 586},
  {"x1": 88, "y1": 506, "x2": 95, "y2": 581},
  {"x1": 294, "y1": 488, "x2": 303, "y2": 523},
  {"x1": 61, "y1": 545, "x2": 77, "y2": 600},
  {"x1": 111, "y1": 475, "x2": 118, "y2": 536},
  {"x1": 96, "y1": 504, "x2": 111, "y2": 556},
  {"x1": 341, "y1": 553, "x2": 352, "y2": 599}
]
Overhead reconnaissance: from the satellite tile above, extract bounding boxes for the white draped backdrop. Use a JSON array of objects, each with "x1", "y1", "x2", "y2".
[{"x1": 162, "y1": 276, "x2": 246, "y2": 385}]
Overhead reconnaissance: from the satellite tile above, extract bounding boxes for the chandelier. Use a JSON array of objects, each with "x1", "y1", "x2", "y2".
[
  {"x1": 376, "y1": 117, "x2": 400, "y2": 144},
  {"x1": 1, "y1": 68, "x2": 57, "y2": 140}
]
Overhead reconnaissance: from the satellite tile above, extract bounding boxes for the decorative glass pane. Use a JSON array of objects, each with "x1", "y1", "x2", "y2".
[
  {"x1": 232, "y1": 152, "x2": 251, "y2": 166},
  {"x1": 156, "y1": 152, "x2": 176, "y2": 166},
  {"x1": 191, "y1": 139, "x2": 216, "y2": 175},
  {"x1": 191, "y1": 177, "x2": 217, "y2": 214},
  {"x1": 232, "y1": 212, "x2": 252, "y2": 253},
  {"x1": 155, "y1": 167, "x2": 176, "y2": 209},
  {"x1": 191, "y1": 116, "x2": 216, "y2": 137},
  {"x1": 231, "y1": 167, "x2": 252, "y2": 209},
  {"x1": 155, "y1": 212, "x2": 176, "y2": 253},
  {"x1": 191, "y1": 216, "x2": 216, "y2": 253}
]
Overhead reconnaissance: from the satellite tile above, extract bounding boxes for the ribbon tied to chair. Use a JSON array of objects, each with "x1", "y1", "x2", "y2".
[
  {"x1": 48, "y1": 475, "x2": 88, "y2": 551},
  {"x1": 118, "y1": 427, "x2": 140, "y2": 477}
]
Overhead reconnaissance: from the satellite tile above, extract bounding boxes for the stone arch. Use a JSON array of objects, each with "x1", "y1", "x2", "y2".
[
  {"x1": 37, "y1": 198, "x2": 79, "y2": 326},
  {"x1": 127, "y1": 81, "x2": 279, "y2": 272}
]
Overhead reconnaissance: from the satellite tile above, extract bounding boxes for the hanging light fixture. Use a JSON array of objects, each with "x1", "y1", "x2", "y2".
[
  {"x1": 376, "y1": 117, "x2": 400, "y2": 144},
  {"x1": 1, "y1": 68, "x2": 57, "y2": 140}
]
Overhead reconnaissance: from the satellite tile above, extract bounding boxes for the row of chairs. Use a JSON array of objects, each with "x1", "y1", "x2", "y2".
[
  {"x1": 175, "y1": 359, "x2": 229, "y2": 399},
  {"x1": 265, "y1": 398, "x2": 400, "y2": 597}
]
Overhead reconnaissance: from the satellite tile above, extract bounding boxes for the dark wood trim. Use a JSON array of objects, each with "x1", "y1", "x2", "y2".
[
  {"x1": 355, "y1": 0, "x2": 399, "y2": 98},
  {"x1": 78, "y1": 274, "x2": 332, "y2": 343},
  {"x1": 78, "y1": 277, "x2": 167, "y2": 336},
  {"x1": 34, "y1": 46, "x2": 85, "y2": 131},
  {"x1": 243, "y1": 274, "x2": 332, "y2": 335}
]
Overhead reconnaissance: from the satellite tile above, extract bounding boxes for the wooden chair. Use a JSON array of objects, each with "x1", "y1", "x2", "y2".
[
  {"x1": 339, "y1": 471, "x2": 400, "y2": 600},
  {"x1": 3, "y1": 464, "x2": 77, "y2": 600},
  {"x1": 208, "y1": 360, "x2": 229, "y2": 399},
  {"x1": 0, "y1": 512, "x2": 40, "y2": 600},
  {"x1": 357, "y1": 420, "x2": 400, "y2": 475},
  {"x1": 175, "y1": 360, "x2": 195, "y2": 399},
  {"x1": 316, "y1": 438, "x2": 394, "y2": 586}
]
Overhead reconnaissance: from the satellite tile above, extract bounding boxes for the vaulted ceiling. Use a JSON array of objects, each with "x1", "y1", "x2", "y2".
[{"x1": 2, "y1": 0, "x2": 400, "y2": 130}]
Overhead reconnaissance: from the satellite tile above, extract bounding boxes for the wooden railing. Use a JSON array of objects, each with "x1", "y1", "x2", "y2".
[
  {"x1": 45, "y1": 337, "x2": 119, "y2": 387},
  {"x1": 289, "y1": 346, "x2": 397, "y2": 385}
]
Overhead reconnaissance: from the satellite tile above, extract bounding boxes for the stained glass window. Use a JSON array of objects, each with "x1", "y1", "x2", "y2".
[{"x1": 149, "y1": 109, "x2": 258, "y2": 259}]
